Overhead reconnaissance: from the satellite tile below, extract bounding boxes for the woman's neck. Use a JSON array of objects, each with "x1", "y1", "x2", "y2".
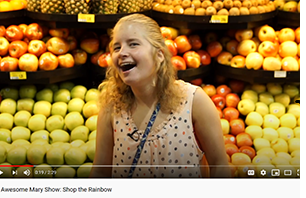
[{"x1": 131, "y1": 84, "x2": 158, "y2": 109}]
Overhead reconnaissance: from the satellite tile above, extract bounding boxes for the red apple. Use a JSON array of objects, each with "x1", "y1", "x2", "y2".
[
  {"x1": 39, "y1": 52, "x2": 58, "y2": 71},
  {"x1": 0, "y1": 26, "x2": 5, "y2": 37},
  {"x1": 206, "y1": 41, "x2": 222, "y2": 57},
  {"x1": 46, "y1": 37, "x2": 70, "y2": 55},
  {"x1": 217, "y1": 51, "x2": 233, "y2": 66},
  {"x1": 204, "y1": 32, "x2": 218, "y2": 44},
  {"x1": 72, "y1": 49, "x2": 88, "y2": 65},
  {"x1": 211, "y1": 94, "x2": 226, "y2": 109},
  {"x1": 28, "y1": 40, "x2": 47, "y2": 57},
  {"x1": 67, "y1": 35, "x2": 78, "y2": 51},
  {"x1": 223, "y1": 107, "x2": 240, "y2": 122},
  {"x1": 8, "y1": 40, "x2": 28, "y2": 58},
  {"x1": 216, "y1": 85, "x2": 232, "y2": 97},
  {"x1": 183, "y1": 51, "x2": 201, "y2": 68},
  {"x1": 225, "y1": 93, "x2": 240, "y2": 108},
  {"x1": 197, "y1": 49, "x2": 211, "y2": 66},
  {"x1": 58, "y1": 53, "x2": 75, "y2": 68},
  {"x1": 216, "y1": 106, "x2": 223, "y2": 119},
  {"x1": 160, "y1": 26, "x2": 172, "y2": 40},
  {"x1": 164, "y1": 39, "x2": 177, "y2": 56},
  {"x1": 171, "y1": 55, "x2": 186, "y2": 70},
  {"x1": 174, "y1": 35, "x2": 192, "y2": 54},
  {"x1": 188, "y1": 34, "x2": 202, "y2": 50},
  {"x1": 91, "y1": 50, "x2": 104, "y2": 65},
  {"x1": 219, "y1": 36, "x2": 231, "y2": 49},
  {"x1": 0, "y1": 36, "x2": 9, "y2": 56},
  {"x1": 25, "y1": 23, "x2": 44, "y2": 40},
  {"x1": 226, "y1": 39, "x2": 239, "y2": 55},
  {"x1": 202, "y1": 84, "x2": 216, "y2": 97},
  {"x1": 49, "y1": 28, "x2": 69, "y2": 39},
  {"x1": 228, "y1": 79, "x2": 245, "y2": 93},
  {"x1": 0, "y1": 57, "x2": 18, "y2": 71},
  {"x1": 5, "y1": 25, "x2": 24, "y2": 41},
  {"x1": 97, "y1": 52, "x2": 111, "y2": 67},
  {"x1": 190, "y1": 78, "x2": 202, "y2": 86},
  {"x1": 18, "y1": 53, "x2": 39, "y2": 72},
  {"x1": 80, "y1": 38, "x2": 100, "y2": 54},
  {"x1": 18, "y1": 24, "x2": 28, "y2": 35}
]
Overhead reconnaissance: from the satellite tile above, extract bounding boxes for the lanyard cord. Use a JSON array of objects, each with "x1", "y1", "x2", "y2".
[{"x1": 127, "y1": 102, "x2": 161, "y2": 178}]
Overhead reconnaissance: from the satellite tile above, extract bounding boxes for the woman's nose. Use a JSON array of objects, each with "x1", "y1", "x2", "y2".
[{"x1": 118, "y1": 45, "x2": 129, "y2": 57}]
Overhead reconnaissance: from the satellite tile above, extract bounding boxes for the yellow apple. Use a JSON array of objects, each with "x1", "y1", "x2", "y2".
[
  {"x1": 255, "y1": 102, "x2": 269, "y2": 116},
  {"x1": 0, "y1": 144, "x2": 7, "y2": 164},
  {"x1": 71, "y1": 85, "x2": 88, "y2": 100},
  {"x1": 65, "y1": 147, "x2": 87, "y2": 165},
  {"x1": 258, "y1": 41, "x2": 278, "y2": 57},
  {"x1": 51, "y1": 101, "x2": 68, "y2": 117},
  {"x1": 245, "y1": 112, "x2": 263, "y2": 126},
  {"x1": 252, "y1": 154, "x2": 271, "y2": 165},
  {"x1": 0, "y1": 128, "x2": 11, "y2": 143},
  {"x1": 279, "y1": 41, "x2": 298, "y2": 58},
  {"x1": 31, "y1": 139, "x2": 49, "y2": 147},
  {"x1": 277, "y1": 127, "x2": 294, "y2": 141},
  {"x1": 259, "y1": 92, "x2": 274, "y2": 105},
  {"x1": 263, "y1": 114, "x2": 280, "y2": 129},
  {"x1": 70, "y1": 125, "x2": 89, "y2": 142},
  {"x1": 269, "y1": 102, "x2": 286, "y2": 118},
  {"x1": 291, "y1": 150, "x2": 300, "y2": 158},
  {"x1": 30, "y1": 130, "x2": 49, "y2": 142},
  {"x1": 0, "y1": 113, "x2": 14, "y2": 130},
  {"x1": 67, "y1": 98, "x2": 85, "y2": 113},
  {"x1": 53, "y1": 89, "x2": 71, "y2": 103},
  {"x1": 86, "y1": 139, "x2": 96, "y2": 161},
  {"x1": 266, "y1": 83, "x2": 283, "y2": 95},
  {"x1": 33, "y1": 101, "x2": 52, "y2": 118},
  {"x1": 46, "y1": 115, "x2": 65, "y2": 132},
  {"x1": 253, "y1": 138, "x2": 271, "y2": 151},
  {"x1": 17, "y1": 98, "x2": 35, "y2": 113},
  {"x1": 256, "y1": 147, "x2": 276, "y2": 160},
  {"x1": 262, "y1": 57, "x2": 281, "y2": 71},
  {"x1": 283, "y1": 84, "x2": 299, "y2": 98},
  {"x1": 7, "y1": 146, "x2": 27, "y2": 165},
  {"x1": 11, "y1": 139, "x2": 30, "y2": 148},
  {"x1": 85, "y1": 115, "x2": 98, "y2": 132},
  {"x1": 241, "y1": 90, "x2": 258, "y2": 103},
  {"x1": 36, "y1": 88, "x2": 53, "y2": 103},
  {"x1": 70, "y1": 139, "x2": 85, "y2": 148},
  {"x1": 237, "y1": 39, "x2": 257, "y2": 56},
  {"x1": 258, "y1": 25, "x2": 276, "y2": 42},
  {"x1": 245, "y1": 125, "x2": 263, "y2": 140},
  {"x1": 50, "y1": 129, "x2": 70, "y2": 143},
  {"x1": 0, "y1": 98, "x2": 16, "y2": 115},
  {"x1": 220, "y1": 118, "x2": 230, "y2": 135},
  {"x1": 293, "y1": 127, "x2": 299, "y2": 138},
  {"x1": 271, "y1": 138, "x2": 288, "y2": 153},
  {"x1": 88, "y1": 130, "x2": 96, "y2": 140},
  {"x1": 274, "y1": 93, "x2": 290, "y2": 107},
  {"x1": 64, "y1": 112, "x2": 84, "y2": 131},
  {"x1": 28, "y1": 114, "x2": 47, "y2": 132},
  {"x1": 27, "y1": 144, "x2": 47, "y2": 165},
  {"x1": 278, "y1": 28, "x2": 295, "y2": 43},
  {"x1": 288, "y1": 138, "x2": 300, "y2": 154},
  {"x1": 13, "y1": 110, "x2": 31, "y2": 127},
  {"x1": 251, "y1": 83, "x2": 266, "y2": 93},
  {"x1": 237, "y1": 99, "x2": 255, "y2": 116},
  {"x1": 280, "y1": 113, "x2": 296, "y2": 128},
  {"x1": 85, "y1": 88, "x2": 100, "y2": 102},
  {"x1": 11, "y1": 126, "x2": 31, "y2": 141},
  {"x1": 276, "y1": 152, "x2": 291, "y2": 161},
  {"x1": 77, "y1": 162, "x2": 93, "y2": 178},
  {"x1": 262, "y1": 127, "x2": 279, "y2": 142},
  {"x1": 46, "y1": 146, "x2": 65, "y2": 165}
]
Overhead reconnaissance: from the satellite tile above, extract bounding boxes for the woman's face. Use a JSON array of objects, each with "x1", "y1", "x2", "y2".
[{"x1": 111, "y1": 22, "x2": 158, "y2": 87}]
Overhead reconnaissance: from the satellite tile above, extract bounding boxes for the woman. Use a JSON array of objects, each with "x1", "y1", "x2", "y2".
[{"x1": 90, "y1": 13, "x2": 231, "y2": 178}]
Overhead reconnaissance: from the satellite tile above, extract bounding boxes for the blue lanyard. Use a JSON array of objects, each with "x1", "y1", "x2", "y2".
[{"x1": 128, "y1": 102, "x2": 161, "y2": 178}]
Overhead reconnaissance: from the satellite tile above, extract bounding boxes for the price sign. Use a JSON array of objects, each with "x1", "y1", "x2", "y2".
[
  {"x1": 78, "y1": 14, "x2": 95, "y2": 23},
  {"x1": 210, "y1": 15, "x2": 228, "y2": 23},
  {"x1": 274, "y1": 71, "x2": 287, "y2": 78},
  {"x1": 9, "y1": 72, "x2": 27, "y2": 80}
]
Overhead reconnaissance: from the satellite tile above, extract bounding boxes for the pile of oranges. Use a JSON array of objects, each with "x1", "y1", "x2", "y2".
[{"x1": 0, "y1": 0, "x2": 27, "y2": 12}]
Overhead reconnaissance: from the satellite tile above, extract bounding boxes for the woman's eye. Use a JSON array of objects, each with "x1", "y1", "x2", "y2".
[
  {"x1": 130, "y1": 43, "x2": 138, "y2": 47},
  {"x1": 113, "y1": 46, "x2": 120, "y2": 51}
]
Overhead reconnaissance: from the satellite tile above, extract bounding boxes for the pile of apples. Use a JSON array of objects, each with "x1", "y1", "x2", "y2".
[
  {"x1": 203, "y1": 80, "x2": 300, "y2": 177},
  {"x1": 274, "y1": 0, "x2": 300, "y2": 12},
  {"x1": 0, "y1": 0, "x2": 27, "y2": 12},
  {"x1": 215, "y1": 24, "x2": 300, "y2": 71},
  {"x1": 0, "y1": 23, "x2": 112, "y2": 72},
  {"x1": 0, "y1": 82, "x2": 100, "y2": 178}
]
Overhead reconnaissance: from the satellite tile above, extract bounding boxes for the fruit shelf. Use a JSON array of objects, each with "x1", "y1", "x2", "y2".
[
  {"x1": 214, "y1": 63, "x2": 300, "y2": 84},
  {"x1": 0, "y1": 65, "x2": 88, "y2": 85},
  {"x1": 151, "y1": 10, "x2": 277, "y2": 30},
  {"x1": 276, "y1": 10, "x2": 300, "y2": 27},
  {"x1": 0, "y1": 10, "x2": 26, "y2": 26}
]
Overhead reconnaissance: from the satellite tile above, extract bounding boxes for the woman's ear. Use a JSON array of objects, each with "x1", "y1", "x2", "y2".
[{"x1": 157, "y1": 49, "x2": 165, "y2": 63}]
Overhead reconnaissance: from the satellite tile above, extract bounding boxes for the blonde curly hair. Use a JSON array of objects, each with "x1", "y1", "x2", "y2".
[{"x1": 98, "y1": 13, "x2": 185, "y2": 114}]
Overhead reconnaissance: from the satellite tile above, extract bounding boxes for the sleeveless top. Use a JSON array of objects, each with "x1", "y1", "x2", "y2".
[{"x1": 112, "y1": 80, "x2": 204, "y2": 178}]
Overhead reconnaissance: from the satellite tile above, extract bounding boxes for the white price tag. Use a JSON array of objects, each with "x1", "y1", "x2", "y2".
[{"x1": 274, "y1": 71, "x2": 287, "y2": 78}]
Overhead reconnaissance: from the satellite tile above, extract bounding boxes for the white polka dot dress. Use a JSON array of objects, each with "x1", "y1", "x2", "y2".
[{"x1": 112, "y1": 81, "x2": 204, "y2": 178}]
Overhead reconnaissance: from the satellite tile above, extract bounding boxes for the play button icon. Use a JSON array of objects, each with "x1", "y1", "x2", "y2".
[{"x1": 0, "y1": 170, "x2": 3, "y2": 176}]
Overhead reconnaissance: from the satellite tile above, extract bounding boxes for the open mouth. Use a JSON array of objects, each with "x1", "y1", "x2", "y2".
[{"x1": 120, "y1": 63, "x2": 136, "y2": 72}]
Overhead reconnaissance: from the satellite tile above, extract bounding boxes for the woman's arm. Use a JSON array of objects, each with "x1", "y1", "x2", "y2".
[
  {"x1": 89, "y1": 107, "x2": 114, "y2": 178},
  {"x1": 192, "y1": 87, "x2": 231, "y2": 178}
]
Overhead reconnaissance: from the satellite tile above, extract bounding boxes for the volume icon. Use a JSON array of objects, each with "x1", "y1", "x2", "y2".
[{"x1": 23, "y1": 169, "x2": 31, "y2": 176}]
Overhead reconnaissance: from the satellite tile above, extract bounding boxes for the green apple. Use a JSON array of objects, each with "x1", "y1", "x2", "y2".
[
  {"x1": 253, "y1": 138, "x2": 271, "y2": 151},
  {"x1": 54, "y1": 165, "x2": 76, "y2": 178},
  {"x1": 46, "y1": 115, "x2": 65, "y2": 132},
  {"x1": 245, "y1": 125, "x2": 262, "y2": 140},
  {"x1": 53, "y1": 89, "x2": 71, "y2": 103},
  {"x1": 274, "y1": 93, "x2": 290, "y2": 107},
  {"x1": 11, "y1": 126, "x2": 31, "y2": 141},
  {"x1": 283, "y1": 84, "x2": 299, "y2": 98},
  {"x1": 269, "y1": 102, "x2": 286, "y2": 118},
  {"x1": 27, "y1": 144, "x2": 47, "y2": 165},
  {"x1": 237, "y1": 99, "x2": 255, "y2": 116},
  {"x1": 85, "y1": 115, "x2": 98, "y2": 131},
  {"x1": 33, "y1": 101, "x2": 52, "y2": 117},
  {"x1": 51, "y1": 102, "x2": 68, "y2": 117},
  {"x1": 7, "y1": 146, "x2": 27, "y2": 165},
  {"x1": 0, "y1": 113, "x2": 14, "y2": 130},
  {"x1": 241, "y1": 90, "x2": 258, "y2": 103},
  {"x1": 88, "y1": 130, "x2": 96, "y2": 140},
  {"x1": 0, "y1": 87, "x2": 19, "y2": 100},
  {"x1": 59, "y1": 81, "x2": 75, "y2": 91},
  {"x1": 256, "y1": 147, "x2": 275, "y2": 160},
  {"x1": 0, "y1": 144, "x2": 7, "y2": 164},
  {"x1": 0, "y1": 128, "x2": 11, "y2": 143},
  {"x1": 36, "y1": 88, "x2": 53, "y2": 103},
  {"x1": 14, "y1": 110, "x2": 31, "y2": 127},
  {"x1": 17, "y1": 98, "x2": 35, "y2": 113},
  {"x1": 65, "y1": 112, "x2": 84, "y2": 131},
  {"x1": 266, "y1": 83, "x2": 282, "y2": 96},
  {"x1": 71, "y1": 125, "x2": 89, "y2": 142},
  {"x1": 46, "y1": 146, "x2": 64, "y2": 165},
  {"x1": 0, "y1": 98, "x2": 16, "y2": 115},
  {"x1": 71, "y1": 85, "x2": 87, "y2": 100},
  {"x1": 65, "y1": 147, "x2": 87, "y2": 165},
  {"x1": 277, "y1": 127, "x2": 294, "y2": 141},
  {"x1": 33, "y1": 164, "x2": 53, "y2": 178},
  {"x1": 77, "y1": 162, "x2": 93, "y2": 178},
  {"x1": 0, "y1": 162, "x2": 13, "y2": 177},
  {"x1": 255, "y1": 102, "x2": 269, "y2": 116},
  {"x1": 245, "y1": 112, "x2": 263, "y2": 126},
  {"x1": 262, "y1": 127, "x2": 279, "y2": 142},
  {"x1": 82, "y1": 100, "x2": 99, "y2": 118},
  {"x1": 251, "y1": 83, "x2": 266, "y2": 93},
  {"x1": 67, "y1": 98, "x2": 85, "y2": 113},
  {"x1": 259, "y1": 92, "x2": 274, "y2": 105},
  {"x1": 30, "y1": 130, "x2": 49, "y2": 142},
  {"x1": 293, "y1": 127, "x2": 299, "y2": 138},
  {"x1": 28, "y1": 114, "x2": 47, "y2": 132},
  {"x1": 271, "y1": 138, "x2": 288, "y2": 153},
  {"x1": 70, "y1": 139, "x2": 86, "y2": 148},
  {"x1": 280, "y1": 113, "x2": 296, "y2": 128},
  {"x1": 287, "y1": 104, "x2": 300, "y2": 119},
  {"x1": 85, "y1": 88, "x2": 100, "y2": 102},
  {"x1": 11, "y1": 139, "x2": 31, "y2": 148},
  {"x1": 19, "y1": 85, "x2": 37, "y2": 99},
  {"x1": 86, "y1": 139, "x2": 96, "y2": 161},
  {"x1": 50, "y1": 129, "x2": 70, "y2": 143},
  {"x1": 46, "y1": 83, "x2": 59, "y2": 93},
  {"x1": 15, "y1": 166, "x2": 34, "y2": 178},
  {"x1": 288, "y1": 138, "x2": 300, "y2": 154},
  {"x1": 263, "y1": 114, "x2": 280, "y2": 129}
]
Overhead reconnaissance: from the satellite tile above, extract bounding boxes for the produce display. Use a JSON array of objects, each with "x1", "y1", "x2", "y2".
[
  {"x1": 274, "y1": 0, "x2": 300, "y2": 12},
  {"x1": 0, "y1": 82, "x2": 99, "y2": 177},
  {"x1": 0, "y1": 0, "x2": 27, "y2": 12}
]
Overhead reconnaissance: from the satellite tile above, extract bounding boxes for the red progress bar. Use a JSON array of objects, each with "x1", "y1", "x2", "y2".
[{"x1": 0, "y1": 165, "x2": 34, "y2": 167}]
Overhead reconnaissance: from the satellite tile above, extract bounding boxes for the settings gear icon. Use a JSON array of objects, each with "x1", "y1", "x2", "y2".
[{"x1": 260, "y1": 169, "x2": 266, "y2": 176}]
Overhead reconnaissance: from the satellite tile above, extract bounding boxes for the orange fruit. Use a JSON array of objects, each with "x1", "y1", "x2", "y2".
[
  {"x1": 231, "y1": 152, "x2": 251, "y2": 165},
  {"x1": 225, "y1": 143, "x2": 239, "y2": 157},
  {"x1": 239, "y1": 145, "x2": 256, "y2": 160},
  {"x1": 229, "y1": 118, "x2": 245, "y2": 136},
  {"x1": 10, "y1": 0, "x2": 24, "y2": 10},
  {"x1": 0, "y1": 1, "x2": 12, "y2": 12}
]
